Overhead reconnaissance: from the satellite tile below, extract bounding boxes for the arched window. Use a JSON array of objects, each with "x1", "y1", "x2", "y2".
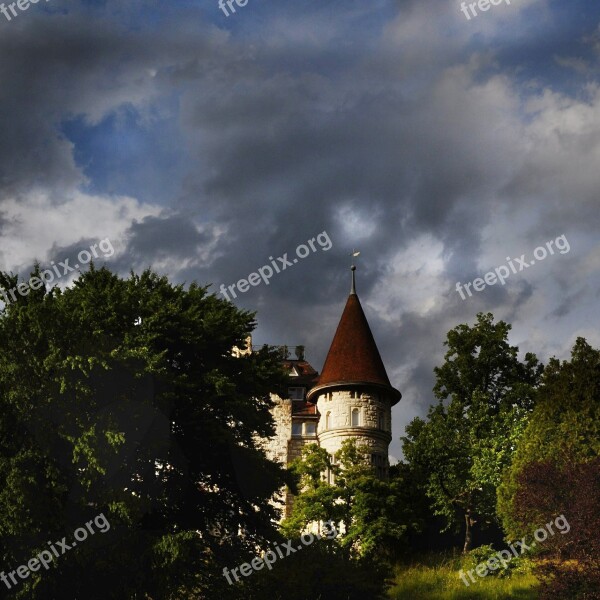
[
  {"x1": 351, "y1": 408, "x2": 360, "y2": 427},
  {"x1": 325, "y1": 411, "x2": 331, "y2": 430}
]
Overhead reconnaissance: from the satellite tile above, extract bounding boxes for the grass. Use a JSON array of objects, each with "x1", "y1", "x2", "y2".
[{"x1": 387, "y1": 552, "x2": 540, "y2": 600}]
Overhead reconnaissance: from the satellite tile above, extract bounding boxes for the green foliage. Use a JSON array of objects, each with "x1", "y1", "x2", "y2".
[
  {"x1": 497, "y1": 337, "x2": 600, "y2": 539},
  {"x1": 464, "y1": 544, "x2": 497, "y2": 572},
  {"x1": 0, "y1": 266, "x2": 290, "y2": 599},
  {"x1": 401, "y1": 313, "x2": 542, "y2": 552},
  {"x1": 233, "y1": 541, "x2": 390, "y2": 600},
  {"x1": 463, "y1": 544, "x2": 532, "y2": 580},
  {"x1": 281, "y1": 439, "x2": 411, "y2": 560}
]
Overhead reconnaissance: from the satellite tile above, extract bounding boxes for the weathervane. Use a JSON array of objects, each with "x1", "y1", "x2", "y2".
[{"x1": 350, "y1": 249, "x2": 360, "y2": 294}]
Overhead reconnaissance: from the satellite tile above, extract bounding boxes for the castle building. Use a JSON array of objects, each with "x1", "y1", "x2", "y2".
[{"x1": 265, "y1": 266, "x2": 401, "y2": 516}]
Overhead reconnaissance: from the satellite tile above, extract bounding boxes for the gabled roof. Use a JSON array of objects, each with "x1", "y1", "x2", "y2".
[
  {"x1": 282, "y1": 359, "x2": 318, "y2": 387},
  {"x1": 282, "y1": 359, "x2": 317, "y2": 377}
]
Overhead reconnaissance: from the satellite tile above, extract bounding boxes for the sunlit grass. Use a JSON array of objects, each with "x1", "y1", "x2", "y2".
[{"x1": 387, "y1": 552, "x2": 540, "y2": 600}]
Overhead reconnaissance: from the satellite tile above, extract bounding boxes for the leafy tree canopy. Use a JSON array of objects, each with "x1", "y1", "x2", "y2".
[
  {"x1": 281, "y1": 439, "x2": 411, "y2": 560},
  {"x1": 0, "y1": 266, "x2": 289, "y2": 599},
  {"x1": 401, "y1": 313, "x2": 542, "y2": 552}
]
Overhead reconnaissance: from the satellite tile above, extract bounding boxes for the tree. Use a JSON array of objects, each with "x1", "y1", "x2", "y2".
[
  {"x1": 0, "y1": 266, "x2": 290, "y2": 599},
  {"x1": 497, "y1": 337, "x2": 600, "y2": 539},
  {"x1": 401, "y1": 313, "x2": 542, "y2": 552},
  {"x1": 511, "y1": 458, "x2": 600, "y2": 599},
  {"x1": 281, "y1": 439, "x2": 411, "y2": 560}
]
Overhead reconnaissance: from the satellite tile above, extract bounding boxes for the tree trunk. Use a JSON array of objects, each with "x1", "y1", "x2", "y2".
[{"x1": 463, "y1": 510, "x2": 473, "y2": 554}]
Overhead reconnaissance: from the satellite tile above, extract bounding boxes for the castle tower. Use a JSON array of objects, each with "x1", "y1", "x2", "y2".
[{"x1": 306, "y1": 266, "x2": 401, "y2": 477}]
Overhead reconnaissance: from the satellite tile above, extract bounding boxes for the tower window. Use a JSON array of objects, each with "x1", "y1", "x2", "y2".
[
  {"x1": 378, "y1": 412, "x2": 385, "y2": 430},
  {"x1": 325, "y1": 411, "x2": 331, "y2": 430},
  {"x1": 292, "y1": 422, "x2": 302, "y2": 436},
  {"x1": 351, "y1": 408, "x2": 360, "y2": 427}
]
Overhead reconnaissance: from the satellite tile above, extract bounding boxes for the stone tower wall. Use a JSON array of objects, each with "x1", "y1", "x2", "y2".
[{"x1": 315, "y1": 388, "x2": 391, "y2": 458}]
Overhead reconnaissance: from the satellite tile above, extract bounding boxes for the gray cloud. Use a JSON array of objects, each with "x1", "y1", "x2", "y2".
[{"x1": 1, "y1": 0, "x2": 599, "y2": 457}]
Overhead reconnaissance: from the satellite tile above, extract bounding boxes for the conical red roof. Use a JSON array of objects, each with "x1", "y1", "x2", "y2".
[{"x1": 318, "y1": 293, "x2": 392, "y2": 387}]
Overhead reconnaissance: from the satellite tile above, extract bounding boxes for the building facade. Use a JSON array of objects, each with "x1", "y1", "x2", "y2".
[{"x1": 264, "y1": 268, "x2": 401, "y2": 516}]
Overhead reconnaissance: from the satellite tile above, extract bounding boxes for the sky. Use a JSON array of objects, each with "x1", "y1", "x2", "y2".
[{"x1": 1, "y1": 0, "x2": 600, "y2": 460}]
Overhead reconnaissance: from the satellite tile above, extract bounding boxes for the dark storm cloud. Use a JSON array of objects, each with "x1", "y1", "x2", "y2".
[
  {"x1": 174, "y1": 65, "x2": 515, "y2": 315},
  {"x1": 125, "y1": 215, "x2": 212, "y2": 262},
  {"x1": 1, "y1": 0, "x2": 599, "y2": 454}
]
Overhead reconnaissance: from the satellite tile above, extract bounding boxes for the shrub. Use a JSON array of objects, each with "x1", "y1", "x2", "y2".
[
  {"x1": 512, "y1": 458, "x2": 600, "y2": 599},
  {"x1": 229, "y1": 540, "x2": 391, "y2": 600},
  {"x1": 463, "y1": 544, "x2": 532, "y2": 579}
]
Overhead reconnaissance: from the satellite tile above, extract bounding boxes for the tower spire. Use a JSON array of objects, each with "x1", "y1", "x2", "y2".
[
  {"x1": 350, "y1": 250, "x2": 360, "y2": 295},
  {"x1": 306, "y1": 260, "x2": 401, "y2": 405}
]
